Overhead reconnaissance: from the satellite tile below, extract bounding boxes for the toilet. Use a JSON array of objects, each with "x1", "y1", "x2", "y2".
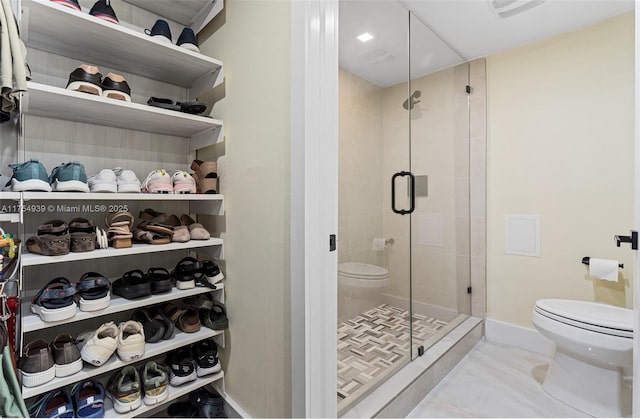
[
  {"x1": 338, "y1": 262, "x2": 389, "y2": 323},
  {"x1": 532, "y1": 299, "x2": 633, "y2": 417}
]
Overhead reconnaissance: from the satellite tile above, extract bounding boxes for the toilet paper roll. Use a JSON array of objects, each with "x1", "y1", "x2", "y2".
[
  {"x1": 372, "y1": 238, "x2": 386, "y2": 252},
  {"x1": 589, "y1": 258, "x2": 619, "y2": 282}
]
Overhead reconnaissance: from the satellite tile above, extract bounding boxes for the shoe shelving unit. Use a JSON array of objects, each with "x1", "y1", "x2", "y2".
[{"x1": 11, "y1": 0, "x2": 229, "y2": 416}]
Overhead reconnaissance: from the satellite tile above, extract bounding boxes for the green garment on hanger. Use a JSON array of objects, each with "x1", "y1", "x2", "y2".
[{"x1": 0, "y1": 345, "x2": 27, "y2": 418}]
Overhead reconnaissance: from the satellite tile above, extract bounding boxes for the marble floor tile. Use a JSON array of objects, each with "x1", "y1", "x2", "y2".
[{"x1": 406, "y1": 340, "x2": 589, "y2": 418}]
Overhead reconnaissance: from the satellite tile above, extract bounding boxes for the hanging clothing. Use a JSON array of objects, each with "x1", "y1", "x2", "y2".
[{"x1": 0, "y1": 0, "x2": 29, "y2": 112}]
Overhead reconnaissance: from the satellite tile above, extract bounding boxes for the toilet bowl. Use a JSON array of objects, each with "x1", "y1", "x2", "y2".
[
  {"x1": 338, "y1": 262, "x2": 389, "y2": 323},
  {"x1": 532, "y1": 299, "x2": 633, "y2": 417}
]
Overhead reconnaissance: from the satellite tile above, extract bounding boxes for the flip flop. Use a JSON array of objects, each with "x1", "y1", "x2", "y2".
[{"x1": 177, "y1": 101, "x2": 206, "y2": 115}]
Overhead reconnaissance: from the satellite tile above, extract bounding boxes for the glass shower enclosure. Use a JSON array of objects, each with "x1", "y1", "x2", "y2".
[{"x1": 337, "y1": 1, "x2": 471, "y2": 412}]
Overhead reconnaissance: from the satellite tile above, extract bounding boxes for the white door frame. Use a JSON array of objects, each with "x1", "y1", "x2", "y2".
[
  {"x1": 291, "y1": 0, "x2": 339, "y2": 417},
  {"x1": 633, "y1": 1, "x2": 640, "y2": 416}
]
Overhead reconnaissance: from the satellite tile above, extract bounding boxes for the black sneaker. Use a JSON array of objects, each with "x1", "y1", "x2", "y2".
[
  {"x1": 145, "y1": 19, "x2": 172, "y2": 44},
  {"x1": 193, "y1": 339, "x2": 222, "y2": 377},
  {"x1": 189, "y1": 388, "x2": 226, "y2": 418},
  {"x1": 167, "y1": 347, "x2": 197, "y2": 386},
  {"x1": 50, "y1": 0, "x2": 81, "y2": 11},
  {"x1": 177, "y1": 28, "x2": 200, "y2": 53},
  {"x1": 89, "y1": 0, "x2": 119, "y2": 24}
]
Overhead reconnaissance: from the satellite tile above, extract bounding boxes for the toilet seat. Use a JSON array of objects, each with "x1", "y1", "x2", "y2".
[{"x1": 535, "y1": 299, "x2": 632, "y2": 338}]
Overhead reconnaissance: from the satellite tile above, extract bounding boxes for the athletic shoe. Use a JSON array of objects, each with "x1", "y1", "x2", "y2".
[
  {"x1": 6, "y1": 159, "x2": 51, "y2": 192},
  {"x1": 116, "y1": 320, "x2": 145, "y2": 361},
  {"x1": 89, "y1": 0, "x2": 119, "y2": 24},
  {"x1": 141, "y1": 361, "x2": 169, "y2": 405},
  {"x1": 114, "y1": 168, "x2": 141, "y2": 193},
  {"x1": 167, "y1": 347, "x2": 197, "y2": 386},
  {"x1": 50, "y1": 0, "x2": 81, "y2": 11},
  {"x1": 102, "y1": 73, "x2": 131, "y2": 102},
  {"x1": 51, "y1": 333, "x2": 83, "y2": 377},
  {"x1": 71, "y1": 379, "x2": 105, "y2": 418},
  {"x1": 77, "y1": 321, "x2": 118, "y2": 366},
  {"x1": 193, "y1": 339, "x2": 222, "y2": 377},
  {"x1": 177, "y1": 28, "x2": 200, "y2": 53},
  {"x1": 141, "y1": 169, "x2": 172, "y2": 194},
  {"x1": 107, "y1": 366, "x2": 142, "y2": 414},
  {"x1": 66, "y1": 65, "x2": 103, "y2": 96},
  {"x1": 29, "y1": 388, "x2": 74, "y2": 418},
  {"x1": 18, "y1": 339, "x2": 55, "y2": 387},
  {"x1": 171, "y1": 170, "x2": 196, "y2": 194},
  {"x1": 50, "y1": 161, "x2": 90, "y2": 192},
  {"x1": 88, "y1": 169, "x2": 117, "y2": 193},
  {"x1": 145, "y1": 19, "x2": 172, "y2": 43}
]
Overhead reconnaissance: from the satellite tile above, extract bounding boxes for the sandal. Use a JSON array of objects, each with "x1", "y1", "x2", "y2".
[
  {"x1": 76, "y1": 272, "x2": 111, "y2": 311},
  {"x1": 202, "y1": 260, "x2": 224, "y2": 285},
  {"x1": 181, "y1": 214, "x2": 210, "y2": 240},
  {"x1": 166, "y1": 215, "x2": 190, "y2": 243},
  {"x1": 190, "y1": 160, "x2": 218, "y2": 194},
  {"x1": 27, "y1": 220, "x2": 71, "y2": 256},
  {"x1": 172, "y1": 257, "x2": 203, "y2": 289},
  {"x1": 176, "y1": 307, "x2": 200, "y2": 333},
  {"x1": 149, "y1": 306, "x2": 175, "y2": 340},
  {"x1": 31, "y1": 277, "x2": 77, "y2": 322},
  {"x1": 132, "y1": 309, "x2": 165, "y2": 343},
  {"x1": 133, "y1": 228, "x2": 171, "y2": 245},
  {"x1": 105, "y1": 212, "x2": 134, "y2": 248},
  {"x1": 203, "y1": 301, "x2": 229, "y2": 330},
  {"x1": 112, "y1": 270, "x2": 151, "y2": 299},
  {"x1": 69, "y1": 218, "x2": 96, "y2": 253},
  {"x1": 137, "y1": 209, "x2": 174, "y2": 236},
  {"x1": 147, "y1": 267, "x2": 172, "y2": 294},
  {"x1": 147, "y1": 97, "x2": 180, "y2": 111}
]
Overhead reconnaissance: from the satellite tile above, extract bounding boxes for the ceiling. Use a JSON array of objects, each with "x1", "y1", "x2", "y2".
[{"x1": 339, "y1": 0, "x2": 634, "y2": 87}]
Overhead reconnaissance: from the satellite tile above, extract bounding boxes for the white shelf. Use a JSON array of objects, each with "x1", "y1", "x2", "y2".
[
  {"x1": 122, "y1": 0, "x2": 224, "y2": 34},
  {"x1": 23, "y1": 284, "x2": 224, "y2": 333},
  {"x1": 22, "y1": 328, "x2": 223, "y2": 399},
  {"x1": 21, "y1": 238, "x2": 223, "y2": 266},
  {"x1": 0, "y1": 213, "x2": 20, "y2": 223},
  {"x1": 24, "y1": 82, "x2": 223, "y2": 140},
  {"x1": 104, "y1": 371, "x2": 225, "y2": 418},
  {"x1": 22, "y1": 192, "x2": 223, "y2": 201},
  {"x1": 22, "y1": 0, "x2": 223, "y2": 90},
  {"x1": 0, "y1": 192, "x2": 21, "y2": 201}
]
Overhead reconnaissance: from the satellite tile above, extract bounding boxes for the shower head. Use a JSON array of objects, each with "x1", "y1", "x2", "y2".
[{"x1": 403, "y1": 90, "x2": 421, "y2": 110}]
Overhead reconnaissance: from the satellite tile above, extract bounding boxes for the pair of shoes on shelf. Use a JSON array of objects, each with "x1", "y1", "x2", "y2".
[
  {"x1": 88, "y1": 167, "x2": 141, "y2": 193},
  {"x1": 66, "y1": 64, "x2": 131, "y2": 102},
  {"x1": 172, "y1": 256, "x2": 223, "y2": 290},
  {"x1": 107, "y1": 361, "x2": 169, "y2": 413},
  {"x1": 51, "y1": 0, "x2": 119, "y2": 24},
  {"x1": 141, "y1": 169, "x2": 196, "y2": 194},
  {"x1": 77, "y1": 320, "x2": 144, "y2": 366},
  {"x1": 30, "y1": 273, "x2": 111, "y2": 321},
  {"x1": 167, "y1": 338, "x2": 222, "y2": 387},
  {"x1": 111, "y1": 266, "x2": 172, "y2": 299},
  {"x1": 191, "y1": 159, "x2": 218, "y2": 194},
  {"x1": 19, "y1": 333, "x2": 82, "y2": 387},
  {"x1": 147, "y1": 97, "x2": 207, "y2": 114},
  {"x1": 145, "y1": 19, "x2": 200, "y2": 52},
  {"x1": 28, "y1": 379, "x2": 105, "y2": 418},
  {"x1": 105, "y1": 211, "x2": 134, "y2": 248},
  {"x1": 163, "y1": 302, "x2": 201, "y2": 333},
  {"x1": 7, "y1": 160, "x2": 90, "y2": 192}
]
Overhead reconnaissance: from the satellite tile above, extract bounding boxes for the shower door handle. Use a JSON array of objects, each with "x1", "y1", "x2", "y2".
[{"x1": 391, "y1": 171, "x2": 415, "y2": 215}]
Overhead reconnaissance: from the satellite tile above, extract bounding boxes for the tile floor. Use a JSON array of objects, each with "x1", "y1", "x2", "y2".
[
  {"x1": 406, "y1": 340, "x2": 590, "y2": 418},
  {"x1": 337, "y1": 304, "x2": 448, "y2": 404}
]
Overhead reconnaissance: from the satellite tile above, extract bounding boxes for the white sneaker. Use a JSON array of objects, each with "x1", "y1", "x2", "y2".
[
  {"x1": 117, "y1": 320, "x2": 145, "y2": 361},
  {"x1": 141, "y1": 169, "x2": 172, "y2": 194},
  {"x1": 114, "y1": 168, "x2": 141, "y2": 193},
  {"x1": 88, "y1": 169, "x2": 118, "y2": 193},
  {"x1": 78, "y1": 322, "x2": 119, "y2": 366},
  {"x1": 172, "y1": 170, "x2": 196, "y2": 194}
]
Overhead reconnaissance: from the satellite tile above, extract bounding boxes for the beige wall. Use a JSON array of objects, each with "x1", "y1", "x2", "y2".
[
  {"x1": 198, "y1": 1, "x2": 291, "y2": 416},
  {"x1": 338, "y1": 69, "x2": 384, "y2": 267},
  {"x1": 487, "y1": 12, "x2": 635, "y2": 328}
]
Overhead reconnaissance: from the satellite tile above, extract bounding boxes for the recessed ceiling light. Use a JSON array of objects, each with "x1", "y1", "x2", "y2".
[{"x1": 357, "y1": 32, "x2": 374, "y2": 42}]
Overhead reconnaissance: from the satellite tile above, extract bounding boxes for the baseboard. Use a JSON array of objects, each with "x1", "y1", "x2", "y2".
[
  {"x1": 485, "y1": 317, "x2": 554, "y2": 357},
  {"x1": 381, "y1": 293, "x2": 459, "y2": 322}
]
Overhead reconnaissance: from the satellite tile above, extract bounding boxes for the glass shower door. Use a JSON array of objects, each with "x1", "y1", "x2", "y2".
[{"x1": 408, "y1": 12, "x2": 471, "y2": 359}]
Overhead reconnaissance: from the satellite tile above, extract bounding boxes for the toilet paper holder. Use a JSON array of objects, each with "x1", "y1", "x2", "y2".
[{"x1": 581, "y1": 257, "x2": 623, "y2": 269}]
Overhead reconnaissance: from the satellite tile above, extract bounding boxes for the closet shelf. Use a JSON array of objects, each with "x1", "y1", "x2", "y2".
[
  {"x1": 21, "y1": 238, "x2": 223, "y2": 267},
  {"x1": 0, "y1": 192, "x2": 21, "y2": 201},
  {"x1": 0, "y1": 213, "x2": 20, "y2": 223},
  {"x1": 21, "y1": 0, "x2": 223, "y2": 90},
  {"x1": 122, "y1": 0, "x2": 224, "y2": 34},
  {"x1": 22, "y1": 328, "x2": 224, "y2": 399},
  {"x1": 23, "y1": 284, "x2": 224, "y2": 333},
  {"x1": 23, "y1": 82, "x2": 223, "y2": 140},
  {"x1": 22, "y1": 192, "x2": 224, "y2": 202},
  {"x1": 104, "y1": 371, "x2": 225, "y2": 418}
]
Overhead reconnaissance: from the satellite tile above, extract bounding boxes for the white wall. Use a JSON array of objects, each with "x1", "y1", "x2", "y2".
[
  {"x1": 487, "y1": 12, "x2": 635, "y2": 328},
  {"x1": 198, "y1": 1, "x2": 292, "y2": 416}
]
